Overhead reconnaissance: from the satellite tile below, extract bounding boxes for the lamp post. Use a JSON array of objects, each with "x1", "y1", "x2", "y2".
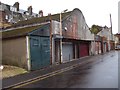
[{"x1": 59, "y1": 9, "x2": 68, "y2": 64}]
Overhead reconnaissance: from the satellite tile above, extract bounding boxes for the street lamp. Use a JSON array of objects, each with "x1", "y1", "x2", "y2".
[
  {"x1": 60, "y1": 9, "x2": 68, "y2": 36},
  {"x1": 59, "y1": 9, "x2": 68, "y2": 64}
]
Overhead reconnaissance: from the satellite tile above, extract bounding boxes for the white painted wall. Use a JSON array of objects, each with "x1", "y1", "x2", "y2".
[{"x1": 52, "y1": 20, "x2": 60, "y2": 34}]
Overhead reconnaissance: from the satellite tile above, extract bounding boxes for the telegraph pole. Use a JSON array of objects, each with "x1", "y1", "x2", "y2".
[
  {"x1": 59, "y1": 9, "x2": 68, "y2": 64},
  {"x1": 110, "y1": 14, "x2": 115, "y2": 50},
  {"x1": 49, "y1": 13, "x2": 52, "y2": 65},
  {"x1": 110, "y1": 14, "x2": 113, "y2": 39}
]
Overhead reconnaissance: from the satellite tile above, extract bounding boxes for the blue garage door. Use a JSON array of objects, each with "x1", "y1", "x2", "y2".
[{"x1": 30, "y1": 36, "x2": 50, "y2": 70}]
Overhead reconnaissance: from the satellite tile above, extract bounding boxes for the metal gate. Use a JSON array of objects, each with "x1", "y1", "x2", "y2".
[{"x1": 30, "y1": 36, "x2": 50, "y2": 70}]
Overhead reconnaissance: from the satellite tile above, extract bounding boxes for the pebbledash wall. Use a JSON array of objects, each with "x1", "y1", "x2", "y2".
[{"x1": 2, "y1": 36, "x2": 28, "y2": 69}]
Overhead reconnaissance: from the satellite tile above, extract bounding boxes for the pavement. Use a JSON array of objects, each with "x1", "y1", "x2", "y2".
[{"x1": 2, "y1": 51, "x2": 114, "y2": 89}]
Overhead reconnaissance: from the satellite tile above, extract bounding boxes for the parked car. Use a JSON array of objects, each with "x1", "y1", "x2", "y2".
[{"x1": 115, "y1": 45, "x2": 120, "y2": 50}]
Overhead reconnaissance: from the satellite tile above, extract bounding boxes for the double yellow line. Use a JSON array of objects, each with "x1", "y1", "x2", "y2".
[{"x1": 4, "y1": 59, "x2": 92, "y2": 89}]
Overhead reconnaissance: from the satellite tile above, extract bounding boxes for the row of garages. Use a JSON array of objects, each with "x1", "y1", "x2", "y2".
[
  {"x1": 61, "y1": 40, "x2": 90, "y2": 63},
  {"x1": 2, "y1": 24, "x2": 114, "y2": 71},
  {"x1": 2, "y1": 35, "x2": 91, "y2": 71},
  {"x1": 2, "y1": 36, "x2": 111, "y2": 71},
  {"x1": 29, "y1": 35, "x2": 110, "y2": 70},
  {"x1": 2, "y1": 8, "x2": 115, "y2": 71},
  {"x1": 61, "y1": 39, "x2": 110, "y2": 63}
]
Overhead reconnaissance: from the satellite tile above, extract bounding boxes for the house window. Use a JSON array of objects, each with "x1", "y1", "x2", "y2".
[{"x1": 5, "y1": 15, "x2": 8, "y2": 20}]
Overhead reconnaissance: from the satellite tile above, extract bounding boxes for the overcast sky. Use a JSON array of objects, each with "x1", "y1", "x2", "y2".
[{"x1": 1, "y1": 0, "x2": 119, "y2": 34}]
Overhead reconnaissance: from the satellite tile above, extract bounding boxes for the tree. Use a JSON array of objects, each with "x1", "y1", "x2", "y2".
[{"x1": 90, "y1": 24, "x2": 102, "y2": 34}]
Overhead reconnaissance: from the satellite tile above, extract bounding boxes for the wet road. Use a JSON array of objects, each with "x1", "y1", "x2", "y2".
[{"x1": 21, "y1": 51, "x2": 118, "y2": 88}]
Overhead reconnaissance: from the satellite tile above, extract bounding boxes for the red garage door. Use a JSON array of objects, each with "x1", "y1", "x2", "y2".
[{"x1": 79, "y1": 43, "x2": 89, "y2": 57}]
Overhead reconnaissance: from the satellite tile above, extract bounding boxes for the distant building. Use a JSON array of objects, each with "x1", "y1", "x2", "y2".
[
  {"x1": 0, "y1": 2, "x2": 37, "y2": 29},
  {"x1": 114, "y1": 33, "x2": 120, "y2": 49},
  {"x1": 97, "y1": 26, "x2": 115, "y2": 51}
]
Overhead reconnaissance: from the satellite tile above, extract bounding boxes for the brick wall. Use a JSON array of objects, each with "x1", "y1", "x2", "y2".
[{"x1": 0, "y1": 11, "x2": 7, "y2": 23}]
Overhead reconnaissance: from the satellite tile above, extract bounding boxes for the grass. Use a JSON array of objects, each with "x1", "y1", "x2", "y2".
[
  {"x1": 2, "y1": 25, "x2": 42, "y2": 38},
  {"x1": 1, "y1": 65, "x2": 28, "y2": 79}
]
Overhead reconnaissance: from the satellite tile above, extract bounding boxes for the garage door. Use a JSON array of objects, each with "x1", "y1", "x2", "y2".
[
  {"x1": 79, "y1": 43, "x2": 89, "y2": 57},
  {"x1": 62, "y1": 42, "x2": 73, "y2": 63},
  {"x1": 30, "y1": 36, "x2": 50, "y2": 70}
]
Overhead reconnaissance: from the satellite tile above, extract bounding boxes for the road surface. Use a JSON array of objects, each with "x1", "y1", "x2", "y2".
[{"x1": 19, "y1": 51, "x2": 119, "y2": 88}]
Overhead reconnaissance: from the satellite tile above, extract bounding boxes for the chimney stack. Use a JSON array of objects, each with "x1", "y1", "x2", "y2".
[
  {"x1": 39, "y1": 10, "x2": 43, "y2": 17},
  {"x1": 13, "y1": 2, "x2": 19, "y2": 11},
  {"x1": 48, "y1": 13, "x2": 51, "y2": 16},
  {"x1": 28, "y1": 6, "x2": 32, "y2": 15}
]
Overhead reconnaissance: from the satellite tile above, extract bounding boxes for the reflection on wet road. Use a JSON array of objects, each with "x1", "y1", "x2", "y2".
[{"x1": 22, "y1": 51, "x2": 118, "y2": 88}]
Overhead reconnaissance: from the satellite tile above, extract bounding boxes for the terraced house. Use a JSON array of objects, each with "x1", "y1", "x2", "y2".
[
  {"x1": 0, "y1": 2, "x2": 37, "y2": 29},
  {"x1": 2, "y1": 8, "x2": 103, "y2": 71},
  {"x1": 97, "y1": 26, "x2": 115, "y2": 53}
]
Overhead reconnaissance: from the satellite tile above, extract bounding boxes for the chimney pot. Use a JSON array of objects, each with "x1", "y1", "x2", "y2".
[
  {"x1": 13, "y1": 2, "x2": 19, "y2": 11},
  {"x1": 39, "y1": 10, "x2": 43, "y2": 17},
  {"x1": 28, "y1": 6, "x2": 32, "y2": 15}
]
